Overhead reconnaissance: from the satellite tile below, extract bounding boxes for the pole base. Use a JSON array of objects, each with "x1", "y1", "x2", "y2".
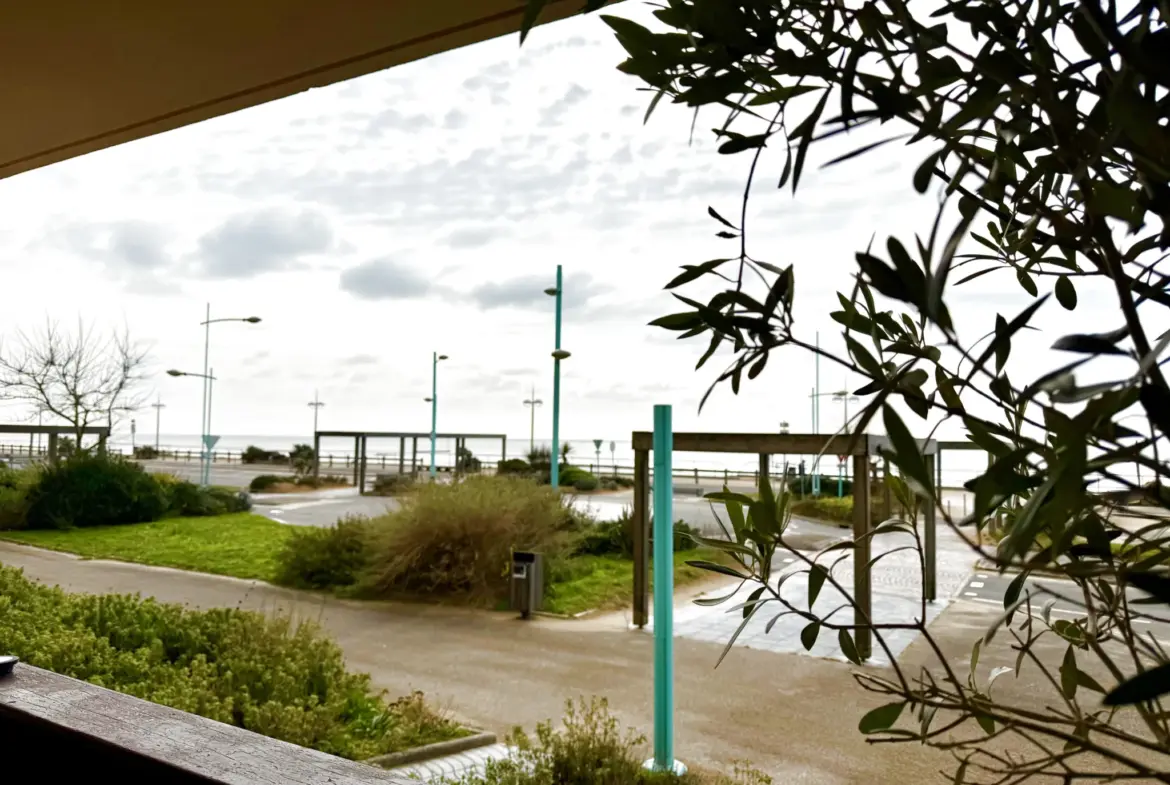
[{"x1": 642, "y1": 759, "x2": 687, "y2": 776}]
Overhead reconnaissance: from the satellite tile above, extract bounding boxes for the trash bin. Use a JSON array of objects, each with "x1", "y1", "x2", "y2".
[{"x1": 510, "y1": 551, "x2": 543, "y2": 619}]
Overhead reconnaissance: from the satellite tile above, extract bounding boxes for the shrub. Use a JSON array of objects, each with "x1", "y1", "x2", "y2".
[
  {"x1": 159, "y1": 478, "x2": 253, "y2": 516},
  {"x1": 459, "y1": 696, "x2": 769, "y2": 785},
  {"x1": 133, "y1": 445, "x2": 160, "y2": 459},
  {"x1": 361, "y1": 475, "x2": 573, "y2": 601},
  {"x1": 290, "y1": 443, "x2": 315, "y2": 476},
  {"x1": 497, "y1": 458, "x2": 531, "y2": 476},
  {"x1": 0, "y1": 565, "x2": 462, "y2": 759},
  {"x1": 601, "y1": 478, "x2": 618, "y2": 491},
  {"x1": 574, "y1": 513, "x2": 700, "y2": 558},
  {"x1": 370, "y1": 473, "x2": 414, "y2": 496},
  {"x1": 275, "y1": 516, "x2": 372, "y2": 590},
  {"x1": 24, "y1": 454, "x2": 170, "y2": 529},
  {"x1": 573, "y1": 474, "x2": 599, "y2": 492},
  {"x1": 249, "y1": 474, "x2": 285, "y2": 493},
  {"x1": 242, "y1": 445, "x2": 286, "y2": 464},
  {"x1": 0, "y1": 465, "x2": 37, "y2": 530}
]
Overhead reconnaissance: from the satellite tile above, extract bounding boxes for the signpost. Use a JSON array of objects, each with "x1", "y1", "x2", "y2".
[
  {"x1": 609, "y1": 440, "x2": 616, "y2": 476},
  {"x1": 647, "y1": 404, "x2": 686, "y2": 775},
  {"x1": 593, "y1": 439, "x2": 602, "y2": 474}
]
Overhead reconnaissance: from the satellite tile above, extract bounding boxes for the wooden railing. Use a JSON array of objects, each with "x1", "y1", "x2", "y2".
[{"x1": 0, "y1": 663, "x2": 414, "y2": 784}]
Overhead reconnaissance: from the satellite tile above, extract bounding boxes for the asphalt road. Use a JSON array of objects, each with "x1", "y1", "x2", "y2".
[{"x1": 959, "y1": 569, "x2": 1170, "y2": 639}]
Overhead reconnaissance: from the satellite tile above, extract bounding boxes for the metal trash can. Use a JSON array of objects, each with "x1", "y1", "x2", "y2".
[{"x1": 510, "y1": 551, "x2": 543, "y2": 619}]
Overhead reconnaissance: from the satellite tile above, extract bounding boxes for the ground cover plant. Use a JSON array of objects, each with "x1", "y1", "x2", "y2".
[
  {"x1": 522, "y1": 0, "x2": 1170, "y2": 780},
  {"x1": 452, "y1": 697, "x2": 769, "y2": 785},
  {"x1": 0, "y1": 565, "x2": 464, "y2": 759}
]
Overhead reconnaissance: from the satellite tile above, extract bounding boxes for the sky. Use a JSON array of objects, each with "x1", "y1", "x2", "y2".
[{"x1": 0, "y1": 3, "x2": 1148, "y2": 452}]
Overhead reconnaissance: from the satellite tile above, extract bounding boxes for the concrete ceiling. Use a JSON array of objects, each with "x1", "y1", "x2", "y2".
[{"x1": 0, "y1": 0, "x2": 583, "y2": 181}]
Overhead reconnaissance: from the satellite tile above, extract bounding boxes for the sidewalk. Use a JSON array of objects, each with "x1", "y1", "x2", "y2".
[{"x1": 0, "y1": 540, "x2": 975, "y2": 784}]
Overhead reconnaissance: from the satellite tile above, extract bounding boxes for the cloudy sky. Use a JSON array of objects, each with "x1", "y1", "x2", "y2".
[{"x1": 0, "y1": 4, "x2": 1138, "y2": 453}]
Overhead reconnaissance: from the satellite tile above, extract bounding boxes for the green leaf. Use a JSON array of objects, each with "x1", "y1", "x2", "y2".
[
  {"x1": 1054, "y1": 276, "x2": 1077, "y2": 310},
  {"x1": 684, "y1": 560, "x2": 749, "y2": 580},
  {"x1": 913, "y1": 149, "x2": 943, "y2": 193},
  {"x1": 1104, "y1": 663, "x2": 1170, "y2": 706},
  {"x1": 718, "y1": 133, "x2": 770, "y2": 155},
  {"x1": 1003, "y1": 570, "x2": 1029, "y2": 609},
  {"x1": 1051, "y1": 334, "x2": 1129, "y2": 356},
  {"x1": 858, "y1": 702, "x2": 906, "y2": 734},
  {"x1": 1127, "y1": 571, "x2": 1170, "y2": 604},
  {"x1": 838, "y1": 629, "x2": 862, "y2": 664},
  {"x1": 800, "y1": 621, "x2": 820, "y2": 651},
  {"x1": 519, "y1": 0, "x2": 552, "y2": 43},
  {"x1": 974, "y1": 713, "x2": 996, "y2": 735},
  {"x1": 808, "y1": 564, "x2": 829, "y2": 606},
  {"x1": 882, "y1": 404, "x2": 932, "y2": 498},
  {"x1": 1059, "y1": 646, "x2": 1078, "y2": 700},
  {"x1": 649, "y1": 312, "x2": 702, "y2": 331},
  {"x1": 791, "y1": 89, "x2": 830, "y2": 194},
  {"x1": 665, "y1": 259, "x2": 731, "y2": 290},
  {"x1": 707, "y1": 206, "x2": 737, "y2": 230}
]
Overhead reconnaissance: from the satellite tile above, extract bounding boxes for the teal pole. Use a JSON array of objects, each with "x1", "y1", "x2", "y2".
[
  {"x1": 200, "y1": 303, "x2": 210, "y2": 488},
  {"x1": 838, "y1": 462, "x2": 843, "y2": 498},
  {"x1": 429, "y1": 352, "x2": 438, "y2": 479},
  {"x1": 648, "y1": 404, "x2": 685, "y2": 775},
  {"x1": 550, "y1": 264, "x2": 563, "y2": 489},
  {"x1": 813, "y1": 331, "x2": 821, "y2": 496}
]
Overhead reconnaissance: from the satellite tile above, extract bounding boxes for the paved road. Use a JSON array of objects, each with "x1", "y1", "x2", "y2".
[{"x1": 959, "y1": 569, "x2": 1170, "y2": 639}]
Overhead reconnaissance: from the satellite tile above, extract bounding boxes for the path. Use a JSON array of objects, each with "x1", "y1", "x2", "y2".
[{"x1": 0, "y1": 539, "x2": 986, "y2": 784}]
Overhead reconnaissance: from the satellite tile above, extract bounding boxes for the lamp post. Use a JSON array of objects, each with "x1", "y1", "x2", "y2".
[
  {"x1": 545, "y1": 265, "x2": 570, "y2": 488},
  {"x1": 167, "y1": 368, "x2": 217, "y2": 484},
  {"x1": 832, "y1": 388, "x2": 860, "y2": 497},
  {"x1": 151, "y1": 397, "x2": 165, "y2": 453},
  {"x1": 523, "y1": 386, "x2": 543, "y2": 452},
  {"x1": 197, "y1": 305, "x2": 261, "y2": 487},
  {"x1": 425, "y1": 353, "x2": 448, "y2": 479},
  {"x1": 308, "y1": 390, "x2": 325, "y2": 437}
]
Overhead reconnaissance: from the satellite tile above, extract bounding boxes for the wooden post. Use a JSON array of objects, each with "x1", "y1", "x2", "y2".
[
  {"x1": 411, "y1": 437, "x2": 418, "y2": 476},
  {"x1": 352, "y1": 437, "x2": 360, "y2": 486},
  {"x1": 924, "y1": 452, "x2": 938, "y2": 602},
  {"x1": 358, "y1": 436, "x2": 368, "y2": 494},
  {"x1": 48, "y1": 433, "x2": 59, "y2": 464},
  {"x1": 632, "y1": 447, "x2": 651, "y2": 628},
  {"x1": 758, "y1": 453, "x2": 769, "y2": 490},
  {"x1": 501, "y1": 435, "x2": 507, "y2": 462},
  {"x1": 398, "y1": 437, "x2": 405, "y2": 475},
  {"x1": 882, "y1": 457, "x2": 892, "y2": 521},
  {"x1": 852, "y1": 452, "x2": 873, "y2": 661},
  {"x1": 313, "y1": 432, "x2": 321, "y2": 480}
]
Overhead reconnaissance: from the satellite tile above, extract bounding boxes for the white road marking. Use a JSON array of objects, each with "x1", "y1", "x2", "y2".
[
  {"x1": 970, "y1": 581, "x2": 985, "y2": 588},
  {"x1": 965, "y1": 591, "x2": 979, "y2": 597}
]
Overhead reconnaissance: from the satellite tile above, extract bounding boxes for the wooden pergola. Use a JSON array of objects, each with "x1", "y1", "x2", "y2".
[
  {"x1": 629, "y1": 431, "x2": 939, "y2": 661},
  {"x1": 312, "y1": 429, "x2": 507, "y2": 492},
  {"x1": 0, "y1": 424, "x2": 109, "y2": 463}
]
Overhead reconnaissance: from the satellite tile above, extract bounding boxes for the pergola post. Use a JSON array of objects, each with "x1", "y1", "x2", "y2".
[
  {"x1": 48, "y1": 433, "x2": 59, "y2": 464},
  {"x1": 924, "y1": 452, "x2": 938, "y2": 602},
  {"x1": 358, "y1": 436, "x2": 369, "y2": 494},
  {"x1": 352, "y1": 436, "x2": 360, "y2": 487},
  {"x1": 411, "y1": 437, "x2": 418, "y2": 476},
  {"x1": 757, "y1": 453, "x2": 769, "y2": 489},
  {"x1": 633, "y1": 446, "x2": 651, "y2": 628},
  {"x1": 882, "y1": 457, "x2": 892, "y2": 520},
  {"x1": 398, "y1": 436, "x2": 405, "y2": 475},
  {"x1": 97, "y1": 431, "x2": 108, "y2": 456},
  {"x1": 852, "y1": 452, "x2": 873, "y2": 661},
  {"x1": 501, "y1": 435, "x2": 507, "y2": 463},
  {"x1": 313, "y1": 431, "x2": 321, "y2": 480}
]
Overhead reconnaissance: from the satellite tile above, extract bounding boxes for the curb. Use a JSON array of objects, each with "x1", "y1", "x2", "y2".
[{"x1": 365, "y1": 731, "x2": 498, "y2": 770}]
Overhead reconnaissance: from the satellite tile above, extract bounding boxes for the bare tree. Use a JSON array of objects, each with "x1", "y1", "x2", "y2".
[{"x1": 0, "y1": 320, "x2": 150, "y2": 448}]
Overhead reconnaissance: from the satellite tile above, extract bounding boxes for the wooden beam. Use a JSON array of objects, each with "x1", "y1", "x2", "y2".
[
  {"x1": 632, "y1": 448, "x2": 650, "y2": 628},
  {"x1": 852, "y1": 452, "x2": 873, "y2": 661}
]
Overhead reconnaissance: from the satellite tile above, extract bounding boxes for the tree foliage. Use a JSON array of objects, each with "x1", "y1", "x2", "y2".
[{"x1": 526, "y1": 0, "x2": 1170, "y2": 781}]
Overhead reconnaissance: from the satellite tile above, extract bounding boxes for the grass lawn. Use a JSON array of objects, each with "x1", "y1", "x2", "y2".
[
  {"x1": 0, "y1": 513, "x2": 293, "y2": 582},
  {"x1": 543, "y1": 548, "x2": 724, "y2": 616}
]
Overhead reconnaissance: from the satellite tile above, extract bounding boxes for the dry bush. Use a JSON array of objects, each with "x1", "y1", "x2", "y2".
[{"x1": 361, "y1": 475, "x2": 575, "y2": 601}]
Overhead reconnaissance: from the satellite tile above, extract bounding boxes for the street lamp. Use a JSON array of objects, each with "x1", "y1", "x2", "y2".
[
  {"x1": 197, "y1": 305, "x2": 261, "y2": 487},
  {"x1": 427, "y1": 353, "x2": 449, "y2": 479},
  {"x1": 308, "y1": 390, "x2": 325, "y2": 437},
  {"x1": 545, "y1": 265, "x2": 569, "y2": 488},
  {"x1": 523, "y1": 386, "x2": 543, "y2": 452},
  {"x1": 151, "y1": 397, "x2": 165, "y2": 453},
  {"x1": 168, "y1": 368, "x2": 218, "y2": 484}
]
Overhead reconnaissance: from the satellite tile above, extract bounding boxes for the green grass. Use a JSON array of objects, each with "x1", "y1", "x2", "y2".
[
  {"x1": 0, "y1": 513, "x2": 293, "y2": 582},
  {"x1": 543, "y1": 549, "x2": 722, "y2": 616}
]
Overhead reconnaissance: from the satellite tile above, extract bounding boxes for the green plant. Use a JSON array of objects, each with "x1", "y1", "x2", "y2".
[
  {"x1": 572, "y1": 473, "x2": 599, "y2": 492},
  {"x1": 0, "y1": 464, "x2": 38, "y2": 530},
  {"x1": 242, "y1": 445, "x2": 286, "y2": 464},
  {"x1": 574, "y1": 512, "x2": 700, "y2": 558},
  {"x1": 249, "y1": 474, "x2": 285, "y2": 493},
  {"x1": 274, "y1": 516, "x2": 372, "y2": 590},
  {"x1": 0, "y1": 565, "x2": 463, "y2": 759},
  {"x1": 370, "y1": 473, "x2": 415, "y2": 496},
  {"x1": 361, "y1": 474, "x2": 573, "y2": 602},
  {"x1": 23, "y1": 454, "x2": 170, "y2": 529},
  {"x1": 133, "y1": 445, "x2": 160, "y2": 459},
  {"x1": 455, "y1": 696, "x2": 769, "y2": 785},
  {"x1": 497, "y1": 458, "x2": 532, "y2": 476},
  {"x1": 532, "y1": 0, "x2": 1170, "y2": 779},
  {"x1": 290, "y1": 443, "x2": 315, "y2": 476},
  {"x1": 457, "y1": 445, "x2": 482, "y2": 472}
]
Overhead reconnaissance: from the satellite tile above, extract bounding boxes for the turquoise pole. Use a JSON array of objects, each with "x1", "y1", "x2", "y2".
[
  {"x1": 813, "y1": 331, "x2": 821, "y2": 496},
  {"x1": 649, "y1": 404, "x2": 684, "y2": 774},
  {"x1": 550, "y1": 264, "x2": 563, "y2": 489},
  {"x1": 429, "y1": 352, "x2": 438, "y2": 479}
]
